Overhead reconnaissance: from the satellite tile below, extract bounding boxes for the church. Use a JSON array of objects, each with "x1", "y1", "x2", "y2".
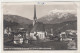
[{"x1": 30, "y1": 5, "x2": 47, "y2": 40}]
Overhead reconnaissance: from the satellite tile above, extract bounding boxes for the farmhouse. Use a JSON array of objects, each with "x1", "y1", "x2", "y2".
[{"x1": 60, "y1": 30, "x2": 77, "y2": 41}]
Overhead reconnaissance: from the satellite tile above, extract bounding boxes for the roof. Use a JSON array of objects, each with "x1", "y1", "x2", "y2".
[{"x1": 30, "y1": 22, "x2": 45, "y2": 33}]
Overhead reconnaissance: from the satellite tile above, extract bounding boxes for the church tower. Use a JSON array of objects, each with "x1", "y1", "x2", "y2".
[{"x1": 33, "y1": 5, "x2": 37, "y2": 26}]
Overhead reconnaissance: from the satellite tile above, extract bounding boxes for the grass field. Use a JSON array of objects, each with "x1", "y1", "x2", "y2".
[{"x1": 4, "y1": 40, "x2": 69, "y2": 50}]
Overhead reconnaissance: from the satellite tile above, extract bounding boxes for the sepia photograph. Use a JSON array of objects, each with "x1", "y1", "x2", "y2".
[{"x1": 3, "y1": 2, "x2": 77, "y2": 50}]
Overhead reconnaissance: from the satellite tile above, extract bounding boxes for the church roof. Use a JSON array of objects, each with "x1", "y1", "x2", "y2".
[{"x1": 30, "y1": 22, "x2": 45, "y2": 33}]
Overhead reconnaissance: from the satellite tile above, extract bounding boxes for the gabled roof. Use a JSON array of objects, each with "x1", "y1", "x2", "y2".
[{"x1": 30, "y1": 22, "x2": 45, "y2": 33}]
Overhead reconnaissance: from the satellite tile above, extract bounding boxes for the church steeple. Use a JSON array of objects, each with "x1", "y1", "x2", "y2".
[{"x1": 33, "y1": 5, "x2": 37, "y2": 26}]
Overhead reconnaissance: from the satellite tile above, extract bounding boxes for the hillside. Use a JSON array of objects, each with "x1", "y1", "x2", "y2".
[
  {"x1": 3, "y1": 15, "x2": 33, "y2": 30},
  {"x1": 4, "y1": 15, "x2": 33, "y2": 25},
  {"x1": 44, "y1": 20, "x2": 77, "y2": 35}
]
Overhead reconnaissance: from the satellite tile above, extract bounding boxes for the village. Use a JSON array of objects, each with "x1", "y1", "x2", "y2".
[{"x1": 4, "y1": 5, "x2": 77, "y2": 50}]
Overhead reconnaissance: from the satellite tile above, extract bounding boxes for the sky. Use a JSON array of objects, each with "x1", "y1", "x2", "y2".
[{"x1": 3, "y1": 2, "x2": 77, "y2": 20}]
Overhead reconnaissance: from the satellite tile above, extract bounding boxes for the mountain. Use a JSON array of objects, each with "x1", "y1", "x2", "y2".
[
  {"x1": 38, "y1": 11, "x2": 77, "y2": 24},
  {"x1": 38, "y1": 10, "x2": 77, "y2": 34},
  {"x1": 4, "y1": 15, "x2": 33, "y2": 25},
  {"x1": 3, "y1": 15, "x2": 33, "y2": 30}
]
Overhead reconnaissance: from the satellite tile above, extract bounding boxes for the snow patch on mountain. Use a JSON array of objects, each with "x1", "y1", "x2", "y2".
[
  {"x1": 48, "y1": 9, "x2": 76, "y2": 19},
  {"x1": 49, "y1": 9, "x2": 76, "y2": 15}
]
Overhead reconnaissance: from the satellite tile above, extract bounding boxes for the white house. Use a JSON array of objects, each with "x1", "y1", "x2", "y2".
[
  {"x1": 60, "y1": 30, "x2": 77, "y2": 41},
  {"x1": 36, "y1": 32, "x2": 45, "y2": 40},
  {"x1": 14, "y1": 33, "x2": 23, "y2": 44},
  {"x1": 4, "y1": 27, "x2": 12, "y2": 36}
]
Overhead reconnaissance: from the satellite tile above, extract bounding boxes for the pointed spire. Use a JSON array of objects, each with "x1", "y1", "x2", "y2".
[
  {"x1": 33, "y1": 5, "x2": 37, "y2": 26},
  {"x1": 34, "y1": 5, "x2": 36, "y2": 19}
]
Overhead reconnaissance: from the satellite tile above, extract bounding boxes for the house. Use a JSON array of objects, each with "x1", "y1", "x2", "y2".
[
  {"x1": 13, "y1": 28, "x2": 30, "y2": 44},
  {"x1": 66, "y1": 30, "x2": 77, "y2": 36},
  {"x1": 60, "y1": 30, "x2": 77, "y2": 41},
  {"x1": 4, "y1": 27, "x2": 13, "y2": 43},
  {"x1": 13, "y1": 32, "x2": 23, "y2": 44},
  {"x1": 4, "y1": 27, "x2": 12, "y2": 36},
  {"x1": 60, "y1": 32, "x2": 72, "y2": 41}
]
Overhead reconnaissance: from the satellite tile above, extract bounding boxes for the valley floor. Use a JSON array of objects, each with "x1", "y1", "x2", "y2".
[{"x1": 4, "y1": 40, "x2": 74, "y2": 50}]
